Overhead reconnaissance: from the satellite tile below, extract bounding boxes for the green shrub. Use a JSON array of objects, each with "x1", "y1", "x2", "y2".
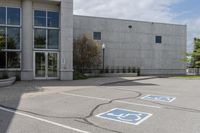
[
  {"x1": 116, "y1": 66, "x2": 120, "y2": 73},
  {"x1": 137, "y1": 67, "x2": 141, "y2": 76},
  {"x1": 73, "y1": 71, "x2": 88, "y2": 80},
  {"x1": 110, "y1": 66, "x2": 114, "y2": 73},
  {"x1": 131, "y1": 67, "x2": 136, "y2": 73},
  {"x1": 105, "y1": 66, "x2": 109, "y2": 73},
  {"x1": 128, "y1": 67, "x2": 131, "y2": 73},
  {"x1": 122, "y1": 66, "x2": 126, "y2": 73}
]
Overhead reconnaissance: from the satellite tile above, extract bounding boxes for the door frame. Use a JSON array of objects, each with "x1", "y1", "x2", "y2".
[{"x1": 33, "y1": 51, "x2": 59, "y2": 80}]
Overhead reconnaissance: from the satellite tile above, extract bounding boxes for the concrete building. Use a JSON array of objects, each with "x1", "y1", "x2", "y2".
[
  {"x1": 0, "y1": 0, "x2": 186, "y2": 80},
  {"x1": 0, "y1": 0, "x2": 73, "y2": 80},
  {"x1": 74, "y1": 16, "x2": 187, "y2": 75}
]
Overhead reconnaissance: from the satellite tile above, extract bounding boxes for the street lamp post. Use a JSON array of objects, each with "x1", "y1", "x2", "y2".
[{"x1": 102, "y1": 43, "x2": 106, "y2": 71}]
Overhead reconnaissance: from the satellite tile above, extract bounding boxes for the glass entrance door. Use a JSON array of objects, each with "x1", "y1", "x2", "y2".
[
  {"x1": 48, "y1": 53, "x2": 58, "y2": 78},
  {"x1": 35, "y1": 52, "x2": 58, "y2": 79}
]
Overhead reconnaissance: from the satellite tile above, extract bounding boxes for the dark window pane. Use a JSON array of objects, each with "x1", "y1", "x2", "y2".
[
  {"x1": 156, "y1": 36, "x2": 162, "y2": 43},
  {"x1": 48, "y1": 29, "x2": 59, "y2": 49},
  {"x1": 7, "y1": 52, "x2": 20, "y2": 68},
  {"x1": 93, "y1": 32, "x2": 101, "y2": 40},
  {"x1": 48, "y1": 12, "x2": 59, "y2": 27},
  {"x1": 0, "y1": 52, "x2": 6, "y2": 68},
  {"x1": 0, "y1": 7, "x2": 6, "y2": 24},
  {"x1": 7, "y1": 8, "x2": 20, "y2": 25},
  {"x1": 7, "y1": 27, "x2": 20, "y2": 49},
  {"x1": 34, "y1": 10, "x2": 46, "y2": 27},
  {"x1": 0, "y1": 27, "x2": 6, "y2": 49},
  {"x1": 34, "y1": 29, "x2": 46, "y2": 49}
]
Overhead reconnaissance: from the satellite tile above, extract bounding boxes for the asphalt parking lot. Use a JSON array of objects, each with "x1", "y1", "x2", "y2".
[{"x1": 0, "y1": 76, "x2": 200, "y2": 133}]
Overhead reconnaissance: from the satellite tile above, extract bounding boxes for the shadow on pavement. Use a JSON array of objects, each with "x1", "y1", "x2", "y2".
[{"x1": 0, "y1": 84, "x2": 41, "y2": 133}]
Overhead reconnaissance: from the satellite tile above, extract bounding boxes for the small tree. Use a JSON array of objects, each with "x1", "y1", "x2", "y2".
[
  {"x1": 191, "y1": 38, "x2": 200, "y2": 68},
  {"x1": 73, "y1": 34, "x2": 101, "y2": 73},
  {"x1": 189, "y1": 38, "x2": 200, "y2": 75}
]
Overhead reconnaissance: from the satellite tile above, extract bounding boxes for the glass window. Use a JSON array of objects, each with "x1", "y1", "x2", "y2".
[
  {"x1": 7, "y1": 8, "x2": 20, "y2": 25},
  {"x1": 7, "y1": 27, "x2": 20, "y2": 49},
  {"x1": 155, "y1": 36, "x2": 162, "y2": 44},
  {"x1": 0, "y1": 27, "x2": 6, "y2": 49},
  {"x1": 34, "y1": 10, "x2": 46, "y2": 27},
  {"x1": 7, "y1": 52, "x2": 20, "y2": 68},
  {"x1": 93, "y1": 32, "x2": 101, "y2": 40},
  {"x1": 48, "y1": 12, "x2": 59, "y2": 27},
  {"x1": 0, "y1": 7, "x2": 6, "y2": 24},
  {"x1": 0, "y1": 52, "x2": 6, "y2": 68},
  {"x1": 34, "y1": 29, "x2": 46, "y2": 49},
  {"x1": 48, "y1": 29, "x2": 59, "y2": 49}
]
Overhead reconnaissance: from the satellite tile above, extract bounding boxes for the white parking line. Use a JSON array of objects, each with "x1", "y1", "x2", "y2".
[
  {"x1": 0, "y1": 106, "x2": 90, "y2": 133},
  {"x1": 60, "y1": 92, "x2": 161, "y2": 109}
]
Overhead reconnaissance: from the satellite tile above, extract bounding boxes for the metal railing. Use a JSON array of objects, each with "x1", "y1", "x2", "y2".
[{"x1": 187, "y1": 68, "x2": 200, "y2": 75}]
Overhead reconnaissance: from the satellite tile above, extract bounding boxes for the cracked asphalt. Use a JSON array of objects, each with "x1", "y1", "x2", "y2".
[{"x1": 0, "y1": 76, "x2": 200, "y2": 133}]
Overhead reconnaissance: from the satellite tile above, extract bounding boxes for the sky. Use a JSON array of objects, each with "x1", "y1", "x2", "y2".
[{"x1": 74, "y1": 0, "x2": 200, "y2": 52}]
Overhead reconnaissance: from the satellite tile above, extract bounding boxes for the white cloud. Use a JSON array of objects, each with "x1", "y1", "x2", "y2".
[
  {"x1": 74, "y1": 0, "x2": 200, "y2": 51},
  {"x1": 182, "y1": 18, "x2": 200, "y2": 51},
  {"x1": 74, "y1": 0, "x2": 179, "y2": 22}
]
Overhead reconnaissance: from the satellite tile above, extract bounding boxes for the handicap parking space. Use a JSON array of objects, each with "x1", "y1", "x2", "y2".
[
  {"x1": 1, "y1": 78, "x2": 200, "y2": 133},
  {"x1": 96, "y1": 108, "x2": 152, "y2": 125},
  {"x1": 141, "y1": 95, "x2": 176, "y2": 102}
]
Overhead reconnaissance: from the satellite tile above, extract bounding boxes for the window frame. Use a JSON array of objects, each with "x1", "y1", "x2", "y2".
[
  {"x1": 7, "y1": 7, "x2": 21, "y2": 26},
  {"x1": 155, "y1": 35, "x2": 162, "y2": 44},
  {"x1": 47, "y1": 11, "x2": 59, "y2": 28},
  {"x1": 93, "y1": 32, "x2": 102, "y2": 41},
  {"x1": 0, "y1": 6, "x2": 21, "y2": 71},
  {"x1": 33, "y1": 9, "x2": 60, "y2": 51}
]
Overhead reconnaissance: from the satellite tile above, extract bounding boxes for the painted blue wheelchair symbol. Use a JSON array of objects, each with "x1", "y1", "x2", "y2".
[
  {"x1": 96, "y1": 108, "x2": 152, "y2": 125},
  {"x1": 141, "y1": 95, "x2": 176, "y2": 102}
]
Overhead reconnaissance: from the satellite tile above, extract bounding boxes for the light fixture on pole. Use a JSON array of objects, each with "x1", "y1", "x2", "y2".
[{"x1": 102, "y1": 43, "x2": 106, "y2": 71}]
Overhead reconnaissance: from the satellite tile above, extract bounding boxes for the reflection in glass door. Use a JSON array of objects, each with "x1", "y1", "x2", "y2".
[
  {"x1": 35, "y1": 53, "x2": 45, "y2": 78},
  {"x1": 35, "y1": 52, "x2": 58, "y2": 79},
  {"x1": 48, "y1": 53, "x2": 58, "y2": 78}
]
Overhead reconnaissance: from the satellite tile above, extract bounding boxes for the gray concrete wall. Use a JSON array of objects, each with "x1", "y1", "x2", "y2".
[
  {"x1": 21, "y1": 0, "x2": 33, "y2": 80},
  {"x1": 60, "y1": 0, "x2": 73, "y2": 80},
  {"x1": 73, "y1": 15, "x2": 187, "y2": 75}
]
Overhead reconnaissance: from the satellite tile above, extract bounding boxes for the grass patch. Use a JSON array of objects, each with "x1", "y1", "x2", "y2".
[
  {"x1": 174, "y1": 75, "x2": 200, "y2": 79},
  {"x1": 73, "y1": 71, "x2": 88, "y2": 80}
]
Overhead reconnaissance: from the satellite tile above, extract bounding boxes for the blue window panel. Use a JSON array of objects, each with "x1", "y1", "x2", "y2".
[
  {"x1": 155, "y1": 36, "x2": 162, "y2": 43},
  {"x1": 141, "y1": 95, "x2": 176, "y2": 102},
  {"x1": 7, "y1": 8, "x2": 20, "y2": 25},
  {"x1": 34, "y1": 10, "x2": 46, "y2": 27},
  {"x1": 47, "y1": 12, "x2": 59, "y2": 27},
  {"x1": 93, "y1": 32, "x2": 101, "y2": 40},
  {"x1": 0, "y1": 7, "x2": 6, "y2": 24},
  {"x1": 96, "y1": 108, "x2": 152, "y2": 125}
]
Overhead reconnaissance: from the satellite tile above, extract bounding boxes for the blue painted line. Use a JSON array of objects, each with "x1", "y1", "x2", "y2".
[{"x1": 96, "y1": 108, "x2": 152, "y2": 125}]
